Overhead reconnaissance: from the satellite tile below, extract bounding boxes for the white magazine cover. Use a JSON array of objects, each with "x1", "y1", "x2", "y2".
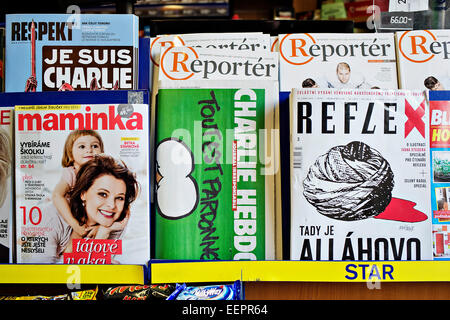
[
  {"x1": 396, "y1": 30, "x2": 450, "y2": 91},
  {"x1": 0, "y1": 107, "x2": 13, "y2": 263},
  {"x1": 279, "y1": 33, "x2": 398, "y2": 91},
  {"x1": 290, "y1": 88, "x2": 432, "y2": 261},
  {"x1": 15, "y1": 103, "x2": 150, "y2": 264}
]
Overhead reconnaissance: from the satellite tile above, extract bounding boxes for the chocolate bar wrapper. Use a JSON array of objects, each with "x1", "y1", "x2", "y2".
[{"x1": 168, "y1": 280, "x2": 241, "y2": 300}]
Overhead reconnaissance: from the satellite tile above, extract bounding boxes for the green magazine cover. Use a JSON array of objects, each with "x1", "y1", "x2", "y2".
[
  {"x1": 156, "y1": 81, "x2": 277, "y2": 260},
  {"x1": 154, "y1": 47, "x2": 280, "y2": 260}
]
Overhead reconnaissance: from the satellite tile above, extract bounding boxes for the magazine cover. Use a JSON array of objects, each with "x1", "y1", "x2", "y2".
[
  {"x1": 155, "y1": 46, "x2": 279, "y2": 260},
  {"x1": 279, "y1": 32, "x2": 398, "y2": 258},
  {"x1": 5, "y1": 14, "x2": 139, "y2": 92},
  {"x1": 279, "y1": 33, "x2": 398, "y2": 91},
  {"x1": 428, "y1": 90, "x2": 450, "y2": 260},
  {"x1": 155, "y1": 81, "x2": 276, "y2": 261},
  {"x1": 155, "y1": 46, "x2": 282, "y2": 259},
  {"x1": 0, "y1": 107, "x2": 13, "y2": 263},
  {"x1": 290, "y1": 89, "x2": 432, "y2": 261},
  {"x1": 156, "y1": 45, "x2": 279, "y2": 260},
  {"x1": 15, "y1": 103, "x2": 150, "y2": 264},
  {"x1": 396, "y1": 30, "x2": 450, "y2": 91}
]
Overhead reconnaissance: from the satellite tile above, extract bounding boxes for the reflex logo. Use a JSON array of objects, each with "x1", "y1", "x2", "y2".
[
  {"x1": 279, "y1": 33, "x2": 316, "y2": 65},
  {"x1": 160, "y1": 46, "x2": 198, "y2": 80},
  {"x1": 150, "y1": 35, "x2": 185, "y2": 67},
  {"x1": 398, "y1": 30, "x2": 438, "y2": 63}
]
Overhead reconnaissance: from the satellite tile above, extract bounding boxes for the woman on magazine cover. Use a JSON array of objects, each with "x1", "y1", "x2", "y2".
[{"x1": 26, "y1": 154, "x2": 139, "y2": 263}]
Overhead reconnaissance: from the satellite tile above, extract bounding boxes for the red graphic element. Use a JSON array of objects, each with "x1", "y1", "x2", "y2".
[
  {"x1": 63, "y1": 239, "x2": 122, "y2": 264},
  {"x1": 58, "y1": 82, "x2": 74, "y2": 91},
  {"x1": 374, "y1": 197, "x2": 427, "y2": 222},
  {"x1": 405, "y1": 99, "x2": 425, "y2": 138},
  {"x1": 63, "y1": 251, "x2": 112, "y2": 264},
  {"x1": 232, "y1": 140, "x2": 237, "y2": 211},
  {"x1": 433, "y1": 210, "x2": 450, "y2": 219},
  {"x1": 436, "y1": 233, "x2": 444, "y2": 255}
]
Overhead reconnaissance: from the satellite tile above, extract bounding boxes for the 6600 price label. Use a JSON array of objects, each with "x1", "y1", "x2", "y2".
[
  {"x1": 379, "y1": 11, "x2": 414, "y2": 30},
  {"x1": 390, "y1": 16, "x2": 411, "y2": 24}
]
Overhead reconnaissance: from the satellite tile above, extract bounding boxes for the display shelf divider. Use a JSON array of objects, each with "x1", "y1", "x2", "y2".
[
  {"x1": 149, "y1": 260, "x2": 450, "y2": 284},
  {"x1": 0, "y1": 264, "x2": 146, "y2": 284}
]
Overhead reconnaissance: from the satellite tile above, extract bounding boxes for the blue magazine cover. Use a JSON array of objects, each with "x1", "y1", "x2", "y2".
[
  {"x1": 429, "y1": 90, "x2": 450, "y2": 260},
  {"x1": 5, "y1": 14, "x2": 139, "y2": 92}
]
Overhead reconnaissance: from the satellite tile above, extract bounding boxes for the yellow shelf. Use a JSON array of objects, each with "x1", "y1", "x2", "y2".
[
  {"x1": 2, "y1": 261, "x2": 450, "y2": 285},
  {"x1": 150, "y1": 260, "x2": 450, "y2": 284},
  {"x1": 0, "y1": 264, "x2": 145, "y2": 284}
]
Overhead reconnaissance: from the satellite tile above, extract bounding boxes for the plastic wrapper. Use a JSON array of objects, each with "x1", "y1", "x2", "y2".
[
  {"x1": 103, "y1": 284, "x2": 176, "y2": 300},
  {"x1": 167, "y1": 280, "x2": 241, "y2": 300},
  {"x1": 70, "y1": 287, "x2": 98, "y2": 300}
]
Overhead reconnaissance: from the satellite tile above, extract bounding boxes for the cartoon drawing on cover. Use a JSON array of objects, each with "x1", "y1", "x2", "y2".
[
  {"x1": 303, "y1": 141, "x2": 428, "y2": 223},
  {"x1": 156, "y1": 138, "x2": 199, "y2": 219}
]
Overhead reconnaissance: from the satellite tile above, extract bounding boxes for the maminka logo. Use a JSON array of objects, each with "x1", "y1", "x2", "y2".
[
  {"x1": 398, "y1": 30, "x2": 450, "y2": 63},
  {"x1": 279, "y1": 33, "x2": 392, "y2": 65}
]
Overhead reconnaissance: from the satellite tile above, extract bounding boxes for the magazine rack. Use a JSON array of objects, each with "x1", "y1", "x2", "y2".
[{"x1": 2, "y1": 3, "x2": 450, "y2": 301}]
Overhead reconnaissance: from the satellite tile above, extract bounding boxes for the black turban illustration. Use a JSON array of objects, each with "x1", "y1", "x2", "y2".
[{"x1": 303, "y1": 141, "x2": 394, "y2": 221}]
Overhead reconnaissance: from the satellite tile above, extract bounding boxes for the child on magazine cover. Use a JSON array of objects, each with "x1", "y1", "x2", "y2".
[{"x1": 51, "y1": 130, "x2": 105, "y2": 237}]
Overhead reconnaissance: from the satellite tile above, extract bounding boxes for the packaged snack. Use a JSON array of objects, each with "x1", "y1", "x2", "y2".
[
  {"x1": 103, "y1": 285, "x2": 152, "y2": 300},
  {"x1": 103, "y1": 284, "x2": 177, "y2": 300},
  {"x1": 70, "y1": 287, "x2": 98, "y2": 300},
  {"x1": 149, "y1": 284, "x2": 176, "y2": 299},
  {"x1": 168, "y1": 281, "x2": 241, "y2": 300}
]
